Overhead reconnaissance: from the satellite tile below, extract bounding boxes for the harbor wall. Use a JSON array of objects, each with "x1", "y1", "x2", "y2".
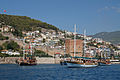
[
  {"x1": 1, "y1": 57, "x2": 120, "y2": 64},
  {"x1": 0, "y1": 57, "x2": 61, "y2": 64},
  {"x1": 0, "y1": 57, "x2": 19, "y2": 64},
  {"x1": 36, "y1": 57, "x2": 60, "y2": 64}
]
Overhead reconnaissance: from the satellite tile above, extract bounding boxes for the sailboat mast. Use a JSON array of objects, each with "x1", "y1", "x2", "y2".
[
  {"x1": 74, "y1": 24, "x2": 76, "y2": 57},
  {"x1": 30, "y1": 41, "x2": 32, "y2": 56},
  {"x1": 64, "y1": 43, "x2": 65, "y2": 59},
  {"x1": 23, "y1": 37, "x2": 25, "y2": 60},
  {"x1": 64, "y1": 30, "x2": 66, "y2": 59},
  {"x1": 83, "y1": 29, "x2": 86, "y2": 57},
  {"x1": 30, "y1": 34, "x2": 33, "y2": 56}
]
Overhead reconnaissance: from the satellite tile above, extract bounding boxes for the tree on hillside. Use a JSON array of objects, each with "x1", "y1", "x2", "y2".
[
  {"x1": 43, "y1": 38, "x2": 46, "y2": 43},
  {"x1": 3, "y1": 41, "x2": 20, "y2": 51},
  {"x1": 0, "y1": 45, "x2": 3, "y2": 53},
  {"x1": 35, "y1": 50, "x2": 52, "y2": 57},
  {"x1": 0, "y1": 33, "x2": 9, "y2": 40},
  {"x1": 12, "y1": 29, "x2": 23, "y2": 37}
]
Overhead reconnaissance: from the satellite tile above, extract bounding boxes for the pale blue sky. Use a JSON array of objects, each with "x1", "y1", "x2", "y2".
[{"x1": 0, "y1": 0, "x2": 120, "y2": 34}]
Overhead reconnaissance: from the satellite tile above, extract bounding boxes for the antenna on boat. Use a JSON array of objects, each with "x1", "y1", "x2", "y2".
[{"x1": 74, "y1": 24, "x2": 76, "y2": 57}]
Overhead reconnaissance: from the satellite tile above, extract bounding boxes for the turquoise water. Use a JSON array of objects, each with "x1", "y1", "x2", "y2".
[{"x1": 0, "y1": 64, "x2": 120, "y2": 80}]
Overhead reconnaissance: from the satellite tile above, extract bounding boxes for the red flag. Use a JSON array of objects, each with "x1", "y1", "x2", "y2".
[{"x1": 4, "y1": 10, "x2": 6, "y2": 12}]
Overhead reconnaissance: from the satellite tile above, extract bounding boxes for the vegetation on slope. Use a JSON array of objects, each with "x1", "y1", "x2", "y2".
[
  {"x1": 2, "y1": 40, "x2": 20, "y2": 51},
  {"x1": 35, "y1": 50, "x2": 52, "y2": 57},
  {"x1": 0, "y1": 33, "x2": 9, "y2": 40},
  {"x1": 0, "y1": 14, "x2": 59, "y2": 32}
]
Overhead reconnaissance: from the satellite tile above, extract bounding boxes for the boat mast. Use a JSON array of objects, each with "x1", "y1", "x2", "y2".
[
  {"x1": 83, "y1": 29, "x2": 86, "y2": 57},
  {"x1": 30, "y1": 33, "x2": 33, "y2": 56},
  {"x1": 23, "y1": 37, "x2": 25, "y2": 60},
  {"x1": 64, "y1": 42, "x2": 65, "y2": 59},
  {"x1": 74, "y1": 24, "x2": 76, "y2": 57},
  {"x1": 30, "y1": 41, "x2": 32, "y2": 56},
  {"x1": 64, "y1": 30, "x2": 66, "y2": 60}
]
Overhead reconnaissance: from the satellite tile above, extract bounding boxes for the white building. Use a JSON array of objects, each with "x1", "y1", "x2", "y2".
[{"x1": 93, "y1": 38, "x2": 103, "y2": 43}]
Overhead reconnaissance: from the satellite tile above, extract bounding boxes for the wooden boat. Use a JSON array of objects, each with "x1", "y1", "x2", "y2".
[
  {"x1": 17, "y1": 36, "x2": 37, "y2": 66},
  {"x1": 66, "y1": 25, "x2": 98, "y2": 68},
  {"x1": 98, "y1": 58, "x2": 111, "y2": 66},
  {"x1": 60, "y1": 60, "x2": 67, "y2": 65},
  {"x1": 60, "y1": 59, "x2": 70, "y2": 65},
  {"x1": 110, "y1": 59, "x2": 120, "y2": 64},
  {"x1": 17, "y1": 57, "x2": 37, "y2": 66},
  {"x1": 66, "y1": 57, "x2": 98, "y2": 68}
]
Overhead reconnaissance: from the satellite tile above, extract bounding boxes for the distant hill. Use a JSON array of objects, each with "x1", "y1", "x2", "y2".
[
  {"x1": 0, "y1": 14, "x2": 59, "y2": 31},
  {"x1": 92, "y1": 31, "x2": 120, "y2": 44}
]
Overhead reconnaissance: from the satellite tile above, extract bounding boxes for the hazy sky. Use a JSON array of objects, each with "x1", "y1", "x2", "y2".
[{"x1": 0, "y1": 0, "x2": 120, "y2": 34}]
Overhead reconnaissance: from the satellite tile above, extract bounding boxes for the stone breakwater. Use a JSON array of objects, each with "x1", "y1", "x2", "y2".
[{"x1": 0, "y1": 57, "x2": 61, "y2": 64}]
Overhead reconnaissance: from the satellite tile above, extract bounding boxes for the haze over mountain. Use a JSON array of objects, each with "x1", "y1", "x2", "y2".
[{"x1": 92, "y1": 31, "x2": 120, "y2": 44}]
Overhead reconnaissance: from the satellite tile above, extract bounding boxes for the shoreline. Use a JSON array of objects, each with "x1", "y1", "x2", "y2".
[{"x1": 1, "y1": 57, "x2": 120, "y2": 64}]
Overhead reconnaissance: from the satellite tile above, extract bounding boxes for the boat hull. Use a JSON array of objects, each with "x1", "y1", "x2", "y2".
[
  {"x1": 60, "y1": 60, "x2": 67, "y2": 65},
  {"x1": 67, "y1": 62, "x2": 98, "y2": 68},
  {"x1": 19, "y1": 62, "x2": 37, "y2": 66},
  {"x1": 98, "y1": 62, "x2": 111, "y2": 66}
]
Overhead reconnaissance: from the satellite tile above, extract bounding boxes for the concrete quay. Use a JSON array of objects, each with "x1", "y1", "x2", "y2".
[
  {"x1": 0, "y1": 57, "x2": 61, "y2": 64},
  {"x1": 0, "y1": 57, "x2": 19, "y2": 64}
]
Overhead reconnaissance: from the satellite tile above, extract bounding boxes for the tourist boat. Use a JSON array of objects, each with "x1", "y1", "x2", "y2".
[
  {"x1": 67, "y1": 57, "x2": 98, "y2": 68},
  {"x1": 60, "y1": 58, "x2": 71, "y2": 65},
  {"x1": 110, "y1": 59, "x2": 120, "y2": 64},
  {"x1": 60, "y1": 39, "x2": 68, "y2": 65},
  {"x1": 60, "y1": 60, "x2": 67, "y2": 65},
  {"x1": 17, "y1": 57, "x2": 37, "y2": 66},
  {"x1": 98, "y1": 58, "x2": 111, "y2": 66},
  {"x1": 17, "y1": 36, "x2": 37, "y2": 66},
  {"x1": 98, "y1": 60, "x2": 111, "y2": 66},
  {"x1": 98, "y1": 49, "x2": 111, "y2": 66},
  {"x1": 66, "y1": 25, "x2": 98, "y2": 68}
]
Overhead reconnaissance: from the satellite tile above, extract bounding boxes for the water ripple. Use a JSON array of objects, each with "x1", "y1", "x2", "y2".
[{"x1": 0, "y1": 64, "x2": 120, "y2": 80}]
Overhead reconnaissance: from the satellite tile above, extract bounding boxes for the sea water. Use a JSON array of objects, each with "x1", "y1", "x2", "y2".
[{"x1": 0, "y1": 64, "x2": 120, "y2": 80}]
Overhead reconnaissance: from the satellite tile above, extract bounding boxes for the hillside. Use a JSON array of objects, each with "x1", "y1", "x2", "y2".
[
  {"x1": 92, "y1": 31, "x2": 120, "y2": 44},
  {"x1": 0, "y1": 14, "x2": 59, "y2": 31}
]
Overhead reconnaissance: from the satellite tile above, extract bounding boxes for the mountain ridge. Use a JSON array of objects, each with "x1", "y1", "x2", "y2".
[{"x1": 92, "y1": 31, "x2": 120, "y2": 44}]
